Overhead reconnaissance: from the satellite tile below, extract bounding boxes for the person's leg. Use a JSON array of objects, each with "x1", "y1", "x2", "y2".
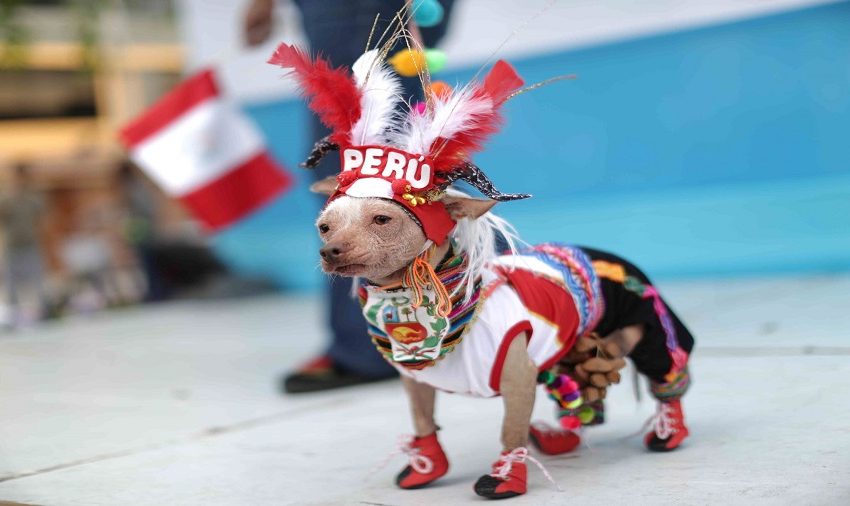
[
  {"x1": 7, "y1": 246, "x2": 47, "y2": 325},
  {"x1": 284, "y1": 0, "x2": 458, "y2": 392},
  {"x1": 282, "y1": 114, "x2": 395, "y2": 393},
  {"x1": 310, "y1": 103, "x2": 397, "y2": 375},
  {"x1": 2, "y1": 251, "x2": 17, "y2": 330}
]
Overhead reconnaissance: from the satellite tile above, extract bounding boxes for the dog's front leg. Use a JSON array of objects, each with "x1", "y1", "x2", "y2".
[
  {"x1": 395, "y1": 376, "x2": 449, "y2": 489},
  {"x1": 473, "y1": 333, "x2": 538, "y2": 499},
  {"x1": 499, "y1": 333, "x2": 537, "y2": 450},
  {"x1": 401, "y1": 375, "x2": 438, "y2": 437}
]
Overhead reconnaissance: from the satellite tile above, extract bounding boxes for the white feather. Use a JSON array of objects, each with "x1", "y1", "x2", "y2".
[
  {"x1": 350, "y1": 50, "x2": 403, "y2": 146},
  {"x1": 393, "y1": 106, "x2": 432, "y2": 154},
  {"x1": 391, "y1": 84, "x2": 494, "y2": 156},
  {"x1": 427, "y1": 86, "x2": 493, "y2": 147},
  {"x1": 445, "y1": 188, "x2": 522, "y2": 302}
]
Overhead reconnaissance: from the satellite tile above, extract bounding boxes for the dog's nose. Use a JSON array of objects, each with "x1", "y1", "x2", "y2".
[{"x1": 320, "y1": 245, "x2": 343, "y2": 261}]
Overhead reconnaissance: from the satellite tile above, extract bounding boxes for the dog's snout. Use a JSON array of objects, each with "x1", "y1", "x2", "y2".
[{"x1": 319, "y1": 244, "x2": 344, "y2": 261}]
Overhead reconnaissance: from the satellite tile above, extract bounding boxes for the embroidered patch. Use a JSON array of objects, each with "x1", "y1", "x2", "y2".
[
  {"x1": 359, "y1": 251, "x2": 480, "y2": 369},
  {"x1": 364, "y1": 286, "x2": 450, "y2": 363}
]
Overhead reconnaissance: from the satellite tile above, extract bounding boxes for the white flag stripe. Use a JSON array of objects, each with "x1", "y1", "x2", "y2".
[{"x1": 132, "y1": 98, "x2": 264, "y2": 195}]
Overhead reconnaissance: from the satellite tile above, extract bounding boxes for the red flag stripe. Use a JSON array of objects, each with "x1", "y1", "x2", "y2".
[
  {"x1": 179, "y1": 151, "x2": 292, "y2": 231},
  {"x1": 120, "y1": 68, "x2": 220, "y2": 148}
]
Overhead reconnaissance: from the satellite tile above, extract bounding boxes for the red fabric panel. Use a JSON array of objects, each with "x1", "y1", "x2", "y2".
[
  {"x1": 179, "y1": 151, "x2": 292, "y2": 232},
  {"x1": 501, "y1": 267, "x2": 580, "y2": 354},
  {"x1": 488, "y1": 320, "x2": 533, "y2": 393},
  {"x1": 399, "y1": 196, "x2": 456, "y2": 246},
  {"x1": 120, "y1": 68, "x2": 219, "y2": 148}
]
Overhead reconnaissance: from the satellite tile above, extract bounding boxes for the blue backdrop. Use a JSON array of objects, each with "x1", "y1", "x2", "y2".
[{"x1": 213, "y1": 2, "x2": 850, "y2": 290}]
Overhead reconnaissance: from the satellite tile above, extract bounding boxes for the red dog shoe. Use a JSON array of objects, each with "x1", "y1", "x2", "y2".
[
  {"x1": 528, "y1": 422, "x2": 581, "y2": 455},
  {"x1": 395, "y1": 432, "x2": 449, "y2": 489},
  {"x1": 474, "y1": 447, "x2": 561, "y2": 499},
  {"x1": 474, "y1": 449, "x2": 529, "y2": 499},
  {"x1": 644, "y1": 399, "x2": 690, "y2": 452}
]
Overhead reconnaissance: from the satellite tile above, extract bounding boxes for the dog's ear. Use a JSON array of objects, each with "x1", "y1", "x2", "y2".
[
  {"x1": 309, "y1": 176, "x2": 338, "y2": 196},
  {"x1": 440, "y1": 195, "x2": 497, "y2": 220}
]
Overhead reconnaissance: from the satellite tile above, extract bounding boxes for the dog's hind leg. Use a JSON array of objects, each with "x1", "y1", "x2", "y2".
[{"x1": 498, "y1": 333, "x2": 537, "y2": 451}]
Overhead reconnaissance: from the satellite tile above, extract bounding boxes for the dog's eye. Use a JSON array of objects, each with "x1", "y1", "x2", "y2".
[
  {"x1": 318, "y1": 223, "x2": 330, "y2": 234},
  {"x1": 373, "y1": 215, "x2": 392, "y2": 225}
]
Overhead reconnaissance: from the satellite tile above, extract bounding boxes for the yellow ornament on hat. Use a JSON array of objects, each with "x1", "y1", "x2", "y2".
[
  {"x1": 389, "y1": 48, "x2": 448, "y2": 77},
  {"x1": 389, "y1": 49, "x2": 427, "y2": 77}
]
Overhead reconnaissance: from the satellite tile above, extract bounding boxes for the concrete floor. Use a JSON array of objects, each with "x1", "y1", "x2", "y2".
[{"x1": 1, "y1": 275, "x2": 849, "y2": 505}]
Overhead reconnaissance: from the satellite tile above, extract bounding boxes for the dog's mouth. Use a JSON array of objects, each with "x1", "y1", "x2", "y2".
[{"x1": 327, "y1": 263, "x2": 367, "y2": 276}]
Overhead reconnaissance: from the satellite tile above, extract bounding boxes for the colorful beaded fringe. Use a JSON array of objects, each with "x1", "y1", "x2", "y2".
[{"x1": 538, "y1": 369, "x2": 595, "y2": 430}]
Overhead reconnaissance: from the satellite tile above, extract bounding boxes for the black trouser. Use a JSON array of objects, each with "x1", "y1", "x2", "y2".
[
  {"x1": 293, "y1": 0, "x2": 456, "y2": 376},
  {"x1": 581, "y1": 247, "x2": 695, "y2": 385}
]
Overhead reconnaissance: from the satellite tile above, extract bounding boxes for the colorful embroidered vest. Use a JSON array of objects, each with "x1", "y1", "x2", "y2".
[{"x1": 357, "y1": 251, "x2": 480, "y2": 370}]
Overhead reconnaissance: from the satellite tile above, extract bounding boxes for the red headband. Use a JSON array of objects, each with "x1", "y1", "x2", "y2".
[{"x1": 330, "y1": 145, "x2": 455, "y2": 244}]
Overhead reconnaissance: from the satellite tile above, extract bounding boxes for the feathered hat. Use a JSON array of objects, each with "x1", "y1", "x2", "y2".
[{"x1": 268, "y1": 43, "x2": 531, "y2": 245}]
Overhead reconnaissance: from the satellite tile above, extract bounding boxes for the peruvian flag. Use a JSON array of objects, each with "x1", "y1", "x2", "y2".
[{"x1": 120, "y1": 68, "x2": 292, "y2": 231}]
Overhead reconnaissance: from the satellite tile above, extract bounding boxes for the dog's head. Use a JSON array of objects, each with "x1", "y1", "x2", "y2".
[
  {"x1": 272, "y1": 47, "x2": 530, "y2": 283},
  {"x1": 311, "y1": 177, "x2": 495, "y2": 282}
]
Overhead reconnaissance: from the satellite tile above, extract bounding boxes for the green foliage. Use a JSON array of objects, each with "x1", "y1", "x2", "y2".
[
  {"x1": 71, "y1": 0, "x2": 108, "y2": 71},
  {"x1": 0, "y1": 0, "x2": 109, "y2": 70},
  {"x1": 0, "y1": 0, "x2": 29, "y2": 68}
]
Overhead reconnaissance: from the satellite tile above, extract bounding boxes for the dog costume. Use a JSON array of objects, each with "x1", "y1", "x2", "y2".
[{"x1": 271, "y1": 39, "x2": 695, "y2": 499}]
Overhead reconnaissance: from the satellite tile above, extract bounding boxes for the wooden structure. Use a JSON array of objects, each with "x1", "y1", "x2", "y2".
[{"x1": 0, "y1": 6, "x2": 186, "y2": 278}]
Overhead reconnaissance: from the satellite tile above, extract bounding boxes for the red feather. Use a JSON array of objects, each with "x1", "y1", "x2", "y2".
[
  {"x1": 429, "y1": 61, "x2": 523, "y2": 171},
  {"x1": 269, "y1": 44, "x2": 362, "y2": 144},
  {"x1": 483, "y1": 60, "x2": 524, "y2": 105},
  {"x1": 429, "y1": 87, "x2": 503, "y2": 172}
]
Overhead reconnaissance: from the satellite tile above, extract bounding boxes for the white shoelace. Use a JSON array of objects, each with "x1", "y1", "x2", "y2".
[
  {"x1": 635, "y1": 402, "x2": 677, "y2": 440},
  {"x1": 491, "y1": 447, "x2": 563, "y2": 492},
  {"x1": 369, "y1": 435, "x2": 434, "y2": 477},
  {"x1": 653, "y1": 403, "x2": 676, "y2": 440}
]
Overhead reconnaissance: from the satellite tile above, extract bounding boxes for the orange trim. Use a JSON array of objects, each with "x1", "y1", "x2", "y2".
[
  {"x1": 592, "y1": 260, "x2": 627, "y2": 283},
  {"x1": 489, "y1": 321, "x2": 533, "y2": 393}
]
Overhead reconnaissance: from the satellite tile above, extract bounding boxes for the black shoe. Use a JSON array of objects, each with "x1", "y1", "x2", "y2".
[
  {"x1": 281, "y1": 355, "x2": 396, "y2": 394},
  {"x1": 473, "y1": 475, "x2": 524, "y2": 500}
]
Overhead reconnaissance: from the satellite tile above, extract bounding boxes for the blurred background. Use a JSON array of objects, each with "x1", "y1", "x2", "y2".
[
  {"x1": 1, "y1": 1, "x2": 849, "y2": 503},
  {"x1": 2, "y1": 0, "x2": 848, "y2": 330}
]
